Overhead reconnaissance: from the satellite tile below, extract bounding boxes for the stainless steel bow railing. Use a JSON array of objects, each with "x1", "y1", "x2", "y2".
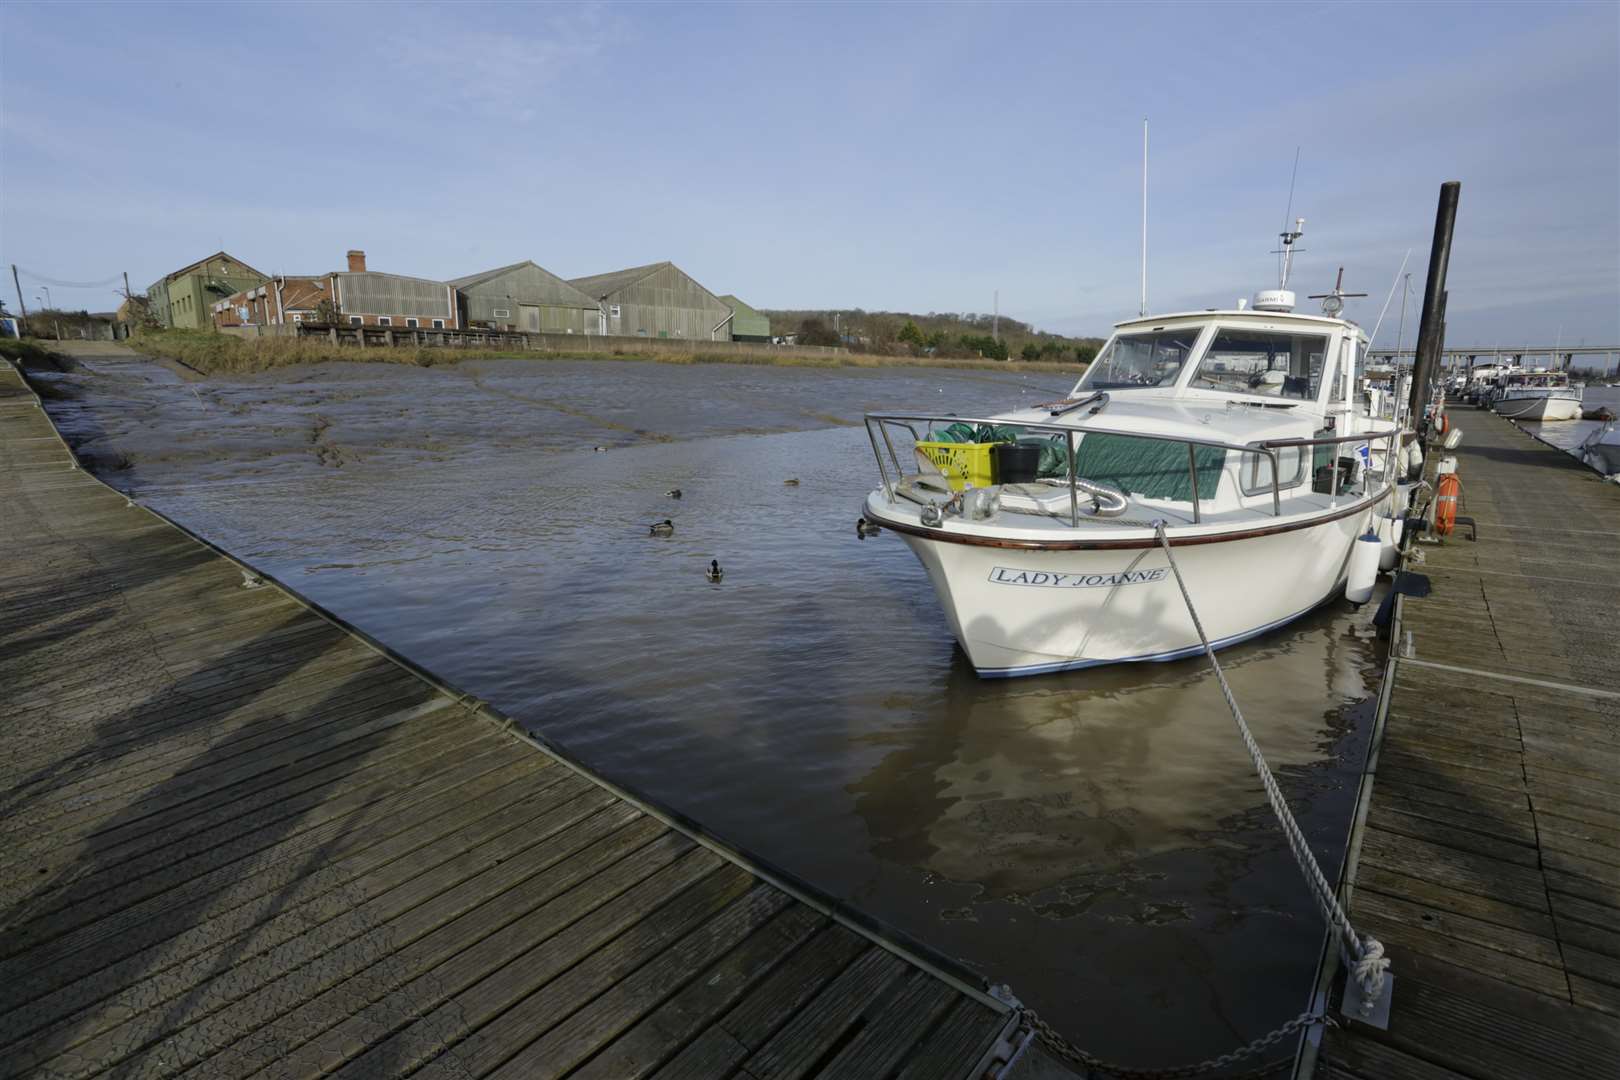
[{"x1": 863, "y1": 412, "x2": 1403, "y2": 527}]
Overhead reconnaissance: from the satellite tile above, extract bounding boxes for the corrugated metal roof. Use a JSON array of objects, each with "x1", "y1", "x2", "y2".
[
  {"x1": 567, "y1": 261, "x2": 671, "y2": 300},
  {"x1": 719, "y1": 294, "x2": 770, "y2": 336},
  {"x1": 160, "y1": 250, "x2": 268, "y2": 284},
  {"x1": 448, "y1": 261, "x2": 599, "y2": 307}
]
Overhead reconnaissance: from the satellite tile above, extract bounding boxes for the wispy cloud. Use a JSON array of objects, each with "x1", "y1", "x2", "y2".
[{"x1": 380, "y1": 4, "x2": 616, "y2": 123}]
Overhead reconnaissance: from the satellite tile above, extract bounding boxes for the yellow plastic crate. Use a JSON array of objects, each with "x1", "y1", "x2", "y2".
[{"x1": 916, "y1": 441, "x2": 997, "y2": 491}]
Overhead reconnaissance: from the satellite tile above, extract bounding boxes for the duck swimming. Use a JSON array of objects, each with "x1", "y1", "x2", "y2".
[
  {"x1": 856, "y1": 518, "x2": 881, "y2": 539},
  {"x1": 666, "y1": 488, "x2": 682, "y2": 499},
  {"x1": 783, "y1": 478, "x2": 800, "y2": 486},
  {"x1": 649, "y1": 519, "x2": 674, "y2": 536},
  {"x1": 705, "y1": 559, "x2": 723, "y2": 583}
]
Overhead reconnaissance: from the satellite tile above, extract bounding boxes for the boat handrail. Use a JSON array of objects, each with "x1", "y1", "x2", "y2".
[{"x1": 862, "y1": 411, "x2": 1400, "y2": 526}]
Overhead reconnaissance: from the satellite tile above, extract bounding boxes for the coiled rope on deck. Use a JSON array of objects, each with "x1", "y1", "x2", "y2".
[{"x1": 1150, "y1": 522, "x2": 1390, "y2": 1001}]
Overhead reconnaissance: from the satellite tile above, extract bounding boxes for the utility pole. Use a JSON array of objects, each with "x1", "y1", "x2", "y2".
[
  {"x1": 992, "y1": 290, "x2": 999, "y2": 342},
  {"x1": 11, "y1": 265, "x2": 28, "y2": 334}
]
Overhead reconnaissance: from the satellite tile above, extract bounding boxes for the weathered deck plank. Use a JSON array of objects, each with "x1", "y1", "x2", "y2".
[
  {"x1": 1306, "y1": 408, "x2": 1620, "y2": 1079},
  {"x1": 0, "y1": 358, "x2": 1017, "y2": 1079}
]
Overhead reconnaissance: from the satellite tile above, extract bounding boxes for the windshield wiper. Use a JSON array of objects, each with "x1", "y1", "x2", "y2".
[{"x1": 1049, "y1": 391, "x2": 1109, "y2": 417}]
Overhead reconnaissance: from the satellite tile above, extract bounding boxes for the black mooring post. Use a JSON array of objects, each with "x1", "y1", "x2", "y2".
[{"x1": 1407, "y1": 182, "x2": 1461, "y2": 445}]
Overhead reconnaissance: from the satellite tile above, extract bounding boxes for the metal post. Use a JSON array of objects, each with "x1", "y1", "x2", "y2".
[
  {"x1": 877, "y1": 422, "x2": 904, "y2": 496},
  {"x1": 1269, "y1": 450, "x2": 1282, "y2": 516},
  {"x1": 865, "y1": 420, "x2": 892, "y2": 501},
  {"x1": 1187, "y1": 443, "x2": 1201, "y2": 524},
  {"x1": 1407, "y1": 182, "x2": 1461, "y2": 447},
  {"x1": 11, "y1": 264, "x2": 28, "y2": 335}
]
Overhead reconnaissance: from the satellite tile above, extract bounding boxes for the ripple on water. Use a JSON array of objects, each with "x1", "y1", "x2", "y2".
[{"x1": 51, "y1": 353, "x2": 1381, "y2": 1067}]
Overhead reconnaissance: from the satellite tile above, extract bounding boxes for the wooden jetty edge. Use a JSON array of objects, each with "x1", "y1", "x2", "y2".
[
  {"x1": 1299, "y1": 411, "x2": 1620, "y2": 1080},
  {"x1": 0, "y1": 358, "x2": 1023, "y2": 1080}
]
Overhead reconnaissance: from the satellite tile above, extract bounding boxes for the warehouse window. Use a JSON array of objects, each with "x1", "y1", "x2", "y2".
[
  {"x1": 378, "y1": 316, "x2": 391, "y2": 326},
  {"x1": 432, "y1": 319, "x2": 445, "y2": 329},
  {"x1": 406, "y1": 318, "x2": 419, "y2": 328},
  {"x1": 492, "y1": 308, "x2": 511, "y2": 319},
  {"x1": 349, "y1": 316, "x2": 362, "y2": 326}
]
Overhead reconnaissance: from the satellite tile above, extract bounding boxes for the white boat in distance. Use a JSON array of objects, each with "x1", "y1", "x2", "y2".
[
  {"x1": 860, "y1": 282, "x2": 1403, "y2": 678},
  {"x1": 1489, "y1": 370, "x2": 1583, "y2": 421},
  {"x1": 1580, "y1": 421, "x2": 1620, "y2": 477}
]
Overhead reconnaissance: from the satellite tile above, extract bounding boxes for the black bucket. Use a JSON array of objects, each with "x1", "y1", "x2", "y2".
[{"x1": 993, "y1": 442, "x2": 1041, "y2": 484}]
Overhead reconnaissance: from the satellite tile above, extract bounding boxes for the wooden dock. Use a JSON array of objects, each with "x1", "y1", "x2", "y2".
[
  {"x1": 0, "y1": 357, "x2": 1021, "y2": 1079},
  {"x1": 1304, "y1": 410, "x2": 1620, "y2": 1079}
]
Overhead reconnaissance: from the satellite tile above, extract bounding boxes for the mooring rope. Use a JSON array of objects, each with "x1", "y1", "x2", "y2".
[
  {"x1": 1150, "y1": 522, "x2": 1390, "y2": 1000},
  {"x1": 1013, "y1": 525, "x2": 1392, "y2": 1077}
]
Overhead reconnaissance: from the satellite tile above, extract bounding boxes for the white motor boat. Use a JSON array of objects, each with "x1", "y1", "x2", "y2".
[
  {"x1": 860, "y1": 266, "x2": 1402, "y2": 678},
  {"x1": 1490, "y1": 370, "x2": 1583, "y2": 421},
  {"x1": 1580, "y1": 421, "x2": 1620, "y2": 477},
  {"x1": 1462, "y1": 362, "x2": 1515, "y2": 405}
]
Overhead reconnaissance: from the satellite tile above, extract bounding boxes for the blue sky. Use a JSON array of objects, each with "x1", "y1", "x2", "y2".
[{"x1": 2, "y1": 0, "x2": 1616, "y2": 346}]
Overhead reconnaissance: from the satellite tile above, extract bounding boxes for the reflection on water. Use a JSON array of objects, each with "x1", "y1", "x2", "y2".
[
  {"x1": 852, "y1": 623, "x2": 1367, "y2": 899},
  {"x1": 39, "y1": 352, "x2": 1381, "y2": 1066}
]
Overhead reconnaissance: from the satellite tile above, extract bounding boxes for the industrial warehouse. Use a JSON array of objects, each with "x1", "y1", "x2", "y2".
[{"x1": 174, "y1": 247, "x2": 767, "y2": 343}]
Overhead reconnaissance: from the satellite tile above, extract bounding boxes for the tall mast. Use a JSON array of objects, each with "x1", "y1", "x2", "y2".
[{"x1": 1139, "y1": 118, "x2": 1148, "y2": 317}]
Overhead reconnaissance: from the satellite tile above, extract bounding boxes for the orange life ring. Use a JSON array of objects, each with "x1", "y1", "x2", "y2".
[
  {"x1": 1435, "y1": 474, "x2": 1461, "y2": 536},
  {"x1": 1436, "y1": 412, "x2": 1450, "y2": 436}
]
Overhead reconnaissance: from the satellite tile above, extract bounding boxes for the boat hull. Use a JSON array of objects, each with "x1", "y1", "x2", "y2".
[
  {"x1": 1492, "y1": 393, "x2": 1583, "y2": 421},
  {"x1": 1581, "y1": 425, "x2": 1620, "y2": 476},
  {"x1": 893, "y1": 509, "x2": 1374, "y2": 677}
]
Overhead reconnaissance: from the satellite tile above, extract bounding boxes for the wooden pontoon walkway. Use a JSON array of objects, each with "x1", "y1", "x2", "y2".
[
  {"x1": 0, "y1": 358, "x2": 1019, "y2": 1079},
  {"x1": 1306, "y1": 410, "x2": 1620, "y2": 1080}
]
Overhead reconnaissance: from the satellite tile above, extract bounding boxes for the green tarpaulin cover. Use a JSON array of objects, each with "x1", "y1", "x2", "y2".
[{"x1": 926, "y1": 424, "x2": 1224, "y2": 502}]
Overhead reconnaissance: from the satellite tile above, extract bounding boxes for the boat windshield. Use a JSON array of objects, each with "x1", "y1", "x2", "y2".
[
  {"x1": 1077, "y1": 327, "x2": 1202, "y2": 390},
  {"x1": 1189, "y1": 328, "x2": 1329, "y2": 401}
]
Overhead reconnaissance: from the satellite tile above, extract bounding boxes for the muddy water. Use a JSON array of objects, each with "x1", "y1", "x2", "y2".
[{"x1": 36, "y1": 350, "x2": 1382, "y2": 1066}]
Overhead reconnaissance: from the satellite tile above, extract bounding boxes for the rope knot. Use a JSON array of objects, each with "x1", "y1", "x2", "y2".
[{"x1": 1353, "y1": 935, "x2": 1390, "y2": 1001}]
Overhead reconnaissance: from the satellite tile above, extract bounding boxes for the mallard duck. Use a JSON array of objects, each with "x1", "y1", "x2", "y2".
[
  {"x1": 705, "y1": 559, "x2": 723, "y2": 583},
  {"x1": 856, "y1": 518, "x2": 881, "y2": 539},
  {"x1": 649, "y1": 519, "x2": 674, "y2": 536},
  {"x1": 593, "y1": 446, "x2": 608, "y2": 452},
  {"x1": 666, "y1": 488, "x2": 682, "y2": 499},
  {"x1": 783, "y1": 478, "x2": 800, "y2": 486}
]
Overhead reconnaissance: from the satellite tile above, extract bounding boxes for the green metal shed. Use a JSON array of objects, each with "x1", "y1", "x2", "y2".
[
  {"x1": 569, "y1": 262, "x2": 733, "y2": 341},
  {"x1": 718, "y1": 295, "x2": 770, "y2": 342},
  {"x1": 448, "y1": 261, "x2": 602, "y2": 334}
]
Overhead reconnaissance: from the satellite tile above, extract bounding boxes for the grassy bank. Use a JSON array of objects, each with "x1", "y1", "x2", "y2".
[
  {"x1": 0, "y1": 338, "x2": 68, "y2": 369},
  {"x1": 125, "y1": 330, "x2": 1086, "y2": 377}
]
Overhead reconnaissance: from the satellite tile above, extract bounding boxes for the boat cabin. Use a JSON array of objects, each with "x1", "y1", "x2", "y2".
[
  {"x1": 1072, "y1": 308, "x2": 1368, "y2": 417},
  {"x1": 864, "y1": 304, "x2": 1396, "y2": 538}
]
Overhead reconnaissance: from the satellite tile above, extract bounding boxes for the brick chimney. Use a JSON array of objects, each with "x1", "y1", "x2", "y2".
[{"x1": 346, "y1": 250, "x2": 367, "y2": 273}]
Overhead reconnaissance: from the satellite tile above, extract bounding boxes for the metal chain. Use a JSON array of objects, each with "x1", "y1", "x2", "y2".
[
  {"x1": 1024, "y1": 1006, "x2": 1321, "y2": 1079},
  {"x1": 1004, "y1": 526, "x2": 1386, "y2": 1080},
  {"x1": 1151, "y1": 523, "x2": 1389, "y2": 1003}
]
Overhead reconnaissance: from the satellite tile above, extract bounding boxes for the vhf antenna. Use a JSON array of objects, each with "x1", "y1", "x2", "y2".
[
  {"x1": 1272, "y1": 218, "x2": 1307, "y2": 290},
  {"x1": 1276, "y1": 148, "x2": 1301, "y2": 285}
]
